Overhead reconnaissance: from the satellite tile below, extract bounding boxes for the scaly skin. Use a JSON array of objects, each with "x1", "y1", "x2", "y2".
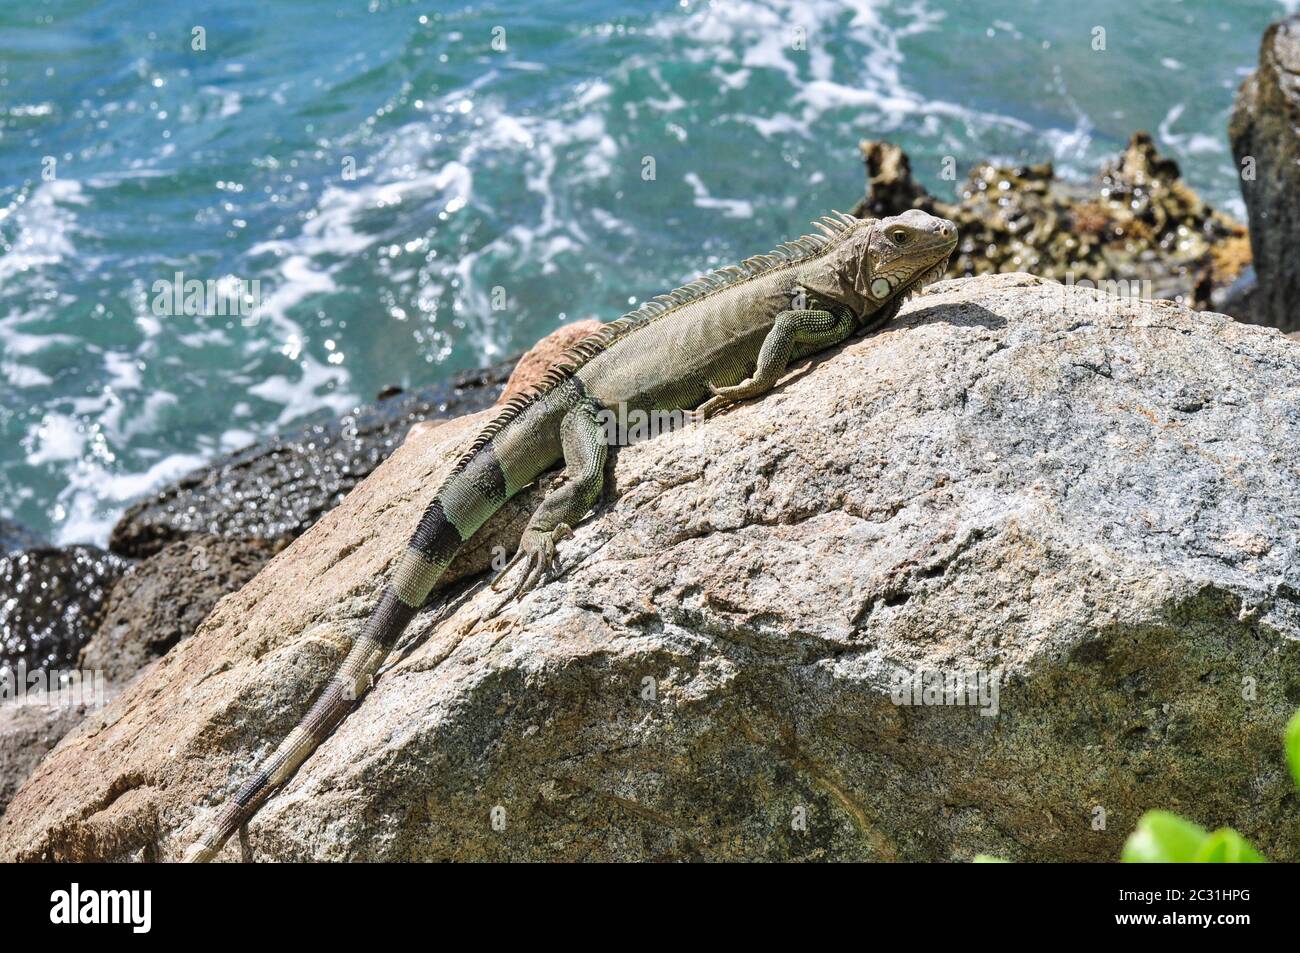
[{"x1": 183, "y1": 208, "x2": 957, "y2": 862}]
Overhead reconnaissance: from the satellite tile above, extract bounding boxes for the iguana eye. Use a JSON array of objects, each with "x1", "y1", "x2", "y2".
[{"x1": 891, "y1": 229, "x2": 909, "y2": 244}]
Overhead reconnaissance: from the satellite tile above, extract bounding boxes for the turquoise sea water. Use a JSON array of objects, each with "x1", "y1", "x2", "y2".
[{"x1": 0, "y1": 0, "x2": 1293, "y2": 544}]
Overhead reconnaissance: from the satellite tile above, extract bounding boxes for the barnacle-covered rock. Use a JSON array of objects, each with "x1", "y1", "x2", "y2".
[{"x1": 852, "y1": 134, "x2": 1250, "y2": 314}]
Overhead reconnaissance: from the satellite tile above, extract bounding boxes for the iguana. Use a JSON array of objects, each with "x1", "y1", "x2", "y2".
[{"x1": 183, "y1": 208, "x2": 957, "y2": 862}]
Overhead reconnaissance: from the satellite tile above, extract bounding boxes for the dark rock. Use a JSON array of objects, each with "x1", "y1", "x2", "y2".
[
  {"x1": 0, "y1": 518, "x2": 50, "y2": 556},
  {"x1": 79, "y1": 535, "x2": 282, "y2": 686},
  {"x1": 855, "y1": 139, "x2": 932, "y2": 220},
  {"x1": 851, "y1": 134, "x2": 1251, "y2": 311},
  {"x1": 0, "y1": 530, "x2": 121, "y2": 817},
  {"x1": 0, "y1": 546, "x2": 129, "y2": 677},
  {"x1": 108, "y1": 361, "x2": 513, "y2": 559},
  {"x1": 1230, "y1": 14, "x2": 1300, "y2": 334},
  {"x1": 1214, "y1": 265, "x2": 1258, "y2": 323}
]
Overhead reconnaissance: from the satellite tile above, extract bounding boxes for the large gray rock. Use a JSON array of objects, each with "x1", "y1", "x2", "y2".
[
  {"x1": 1230, "y1": 14, "x2": 1300, "y2": 333},
  {"x1": 3, "y1": 273, "x2": 1299, "y2": 862}
]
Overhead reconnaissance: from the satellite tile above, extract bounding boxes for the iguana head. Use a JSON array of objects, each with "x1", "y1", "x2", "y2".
[
  {"x1": 809, "y1": 208, "x2": 957, "y2": 314},
  {"x1": 858, "y1": 209, "x2": 957, "y2": 306}
]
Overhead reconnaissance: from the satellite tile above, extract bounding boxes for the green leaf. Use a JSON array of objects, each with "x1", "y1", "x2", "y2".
[
  {"x1": 972, "y1": 854, "x2": 1010, "y2": 863},
  {"x1": 1121, "y1": 811, "x2": 1210, "y2": 863},
  {"x1": 1285, "y1": 710, "x2": 1300, "y2": 791},
  {"x1": 1194, "y1": 829, "x2": 1267, "y2": 863}
]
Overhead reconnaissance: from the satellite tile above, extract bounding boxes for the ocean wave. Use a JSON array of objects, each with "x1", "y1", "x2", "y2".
[{"x1": 0, "y1": 0, "x2": 1268, "y2": 546}]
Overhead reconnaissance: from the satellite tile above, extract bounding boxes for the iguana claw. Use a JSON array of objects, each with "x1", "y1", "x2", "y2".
[
  {"x1": 686, "y1": 398, "x2": 723, "y2": 424},
  {"x1": 487, "y1": 524, "x2": 573, "y2": 616},
  {"x1": 689, "y1": 378, "x2": 764, "y2": 424},
  {"x1": 709, "y1": 377, "x2": 760, "y2": 401}
]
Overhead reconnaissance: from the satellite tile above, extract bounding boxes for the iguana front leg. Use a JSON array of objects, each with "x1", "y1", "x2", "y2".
[
  {"x1": 692, "y1": 306, "x2": 857, "y2": 420},
  {"x1": 490, "y1": 399, "x2": 608, "y2": 611}
]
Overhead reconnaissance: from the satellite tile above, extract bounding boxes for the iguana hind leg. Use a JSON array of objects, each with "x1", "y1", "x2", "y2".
[
  {"x1": 490, "y1": 399, "x2": 608, "y2": 612},
  {"x1": 691, "y1": 306, "x2": 857, "y2": 420}
]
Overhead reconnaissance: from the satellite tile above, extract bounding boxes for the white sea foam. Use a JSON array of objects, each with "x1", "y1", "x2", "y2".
[
  {"x1": 219, "y1": 428, "x2": 259, "y2": 453},
  {"x1": 0, "y1": 179, "x2": 87, "y2": 285},
  {"x1": 107, "y1": 392, "x2": 178, "y2": 443},
  {"x1": 355, "y1": 88, "x2": 622, "y2": 360},
  {"x1": 1040, "y1": 112, "x2": 1096, "y2": 178},
  {"x1": 645, "y1": 0, "x2": 1039, "y2": 152},
  {"x1": 247, "y1": 358, "x2": 357, "y2": 428},
  {"x1": 1158, "y1": 103, "x2": 1225, "y2": 157},
  {"x1": 203, "y1": 85, "x2": 243, "y2": 118},
  {"x1": 684, "y1": 172, "x2": 754, "y2": 219},
  {"x1": 51, "y1": 451, "x2": 210, "y2": 546},
  {"x1": 103, "y1": 350, "x2": 143, "y2": 392},
  {"x1": 0, "y1": 328, "x2": 80, "y2": 356},
  {"x1": 13, "y1": 369, "x2": 202, "y2": 545},
  {"x1": 25, "y1": 414, "x2": 85, "y2": 466},
  {"x1": 1, "y1": 362, "x2": 53, "y2": 388}
]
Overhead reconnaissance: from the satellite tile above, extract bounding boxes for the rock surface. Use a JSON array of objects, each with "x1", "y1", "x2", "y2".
[
  {"x1": 78, "y1": 536, "x2": 282, "y2": 687},
  {"x1": 4, "y1": 274, "x2": 1300, "y2": 862},
  {"x1": 0, "y1": 690, "x2": 119, "y2": 817},
  {"x1": 1230, "y1": 14, "x2": 1300, "y2": 334},
  {"x1": 853, "y1": 135, "x2": 1251, "y2": 313},
  {"x1": 0, "y1": 544, "x2": 129, "y2": 806}
]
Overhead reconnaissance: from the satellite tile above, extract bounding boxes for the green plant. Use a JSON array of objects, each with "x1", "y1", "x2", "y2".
[{"x1": 1121, "y1": 811, "x2": 1265, "y2": 863}]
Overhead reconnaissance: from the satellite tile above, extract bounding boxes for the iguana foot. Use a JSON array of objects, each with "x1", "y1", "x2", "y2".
[
  {"x1": 708, "y1": 377, "x2": 763, "y2": 401},
  {"x1": 686, "y1": 396, "x2": 727, "y2": 424},
  {"x1": 687, "y1": 378, "x2": 764, "y2": 424},
  {"x1": 487, "y1": 524, "x2": 573, "y2": 615}
]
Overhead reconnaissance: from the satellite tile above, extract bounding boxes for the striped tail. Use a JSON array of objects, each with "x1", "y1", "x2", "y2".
[{"x1": 183, "y1": 447, "x2": 510, "y2": 862}]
